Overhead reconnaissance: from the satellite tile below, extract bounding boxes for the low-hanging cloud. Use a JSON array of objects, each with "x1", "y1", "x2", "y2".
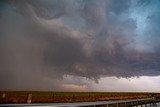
[{"x1": 0, "y1": 0, "x2": 160, "y2": 90}]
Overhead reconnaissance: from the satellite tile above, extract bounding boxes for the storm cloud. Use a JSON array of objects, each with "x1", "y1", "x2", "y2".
[{"x1": 0, "y1": 0, "x2": 160, "y2": 91}]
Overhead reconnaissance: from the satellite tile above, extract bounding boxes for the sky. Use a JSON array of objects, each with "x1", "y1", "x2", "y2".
[{"x1": 0, "y1": 0, "x2": 160, "y2": 92}]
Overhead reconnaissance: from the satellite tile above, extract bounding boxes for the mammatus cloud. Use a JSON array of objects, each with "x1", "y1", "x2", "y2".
[{"x1": 0, "y1": 0, "x2": 160, "y2": 91}]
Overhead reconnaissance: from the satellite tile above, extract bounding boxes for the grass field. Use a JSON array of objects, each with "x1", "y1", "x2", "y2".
[{"x1": 0, "y1": 91, "x2": 160, "y2": 103}]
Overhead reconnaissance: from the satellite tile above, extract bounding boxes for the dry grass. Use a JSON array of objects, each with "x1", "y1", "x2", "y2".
[{"x1": 0, "y1": 91, "x2": 159, "y2": 103}]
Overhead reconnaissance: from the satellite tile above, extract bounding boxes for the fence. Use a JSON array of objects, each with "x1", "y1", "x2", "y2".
[{"x1": 0, "y1": 97, "x2": 158, "y2": 107}]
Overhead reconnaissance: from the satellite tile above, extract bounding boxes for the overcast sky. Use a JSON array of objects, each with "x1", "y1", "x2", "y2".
[{"x1": 0, "y1": 0, "x2": 160, "y2": 92}]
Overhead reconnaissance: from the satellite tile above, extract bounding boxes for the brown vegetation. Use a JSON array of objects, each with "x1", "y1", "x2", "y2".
[{"x1": 0, "y1": 91, "x2": 160, "y2": 104}]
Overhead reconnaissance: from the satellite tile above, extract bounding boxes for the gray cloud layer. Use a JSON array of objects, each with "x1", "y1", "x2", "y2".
[{"x1": 0, "y1": 0, "x2": 160, "y2": 90}]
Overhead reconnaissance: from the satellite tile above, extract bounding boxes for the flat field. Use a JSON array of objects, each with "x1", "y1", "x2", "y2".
[{"x1": 0, "y1": 91, "x2": 160, "y2": 103}]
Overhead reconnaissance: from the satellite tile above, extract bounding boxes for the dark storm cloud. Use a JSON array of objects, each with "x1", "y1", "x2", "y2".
[
  {"x1": 0, "y1": 0, "x2": 160, "y2": 90},
  {"x1": 137, "y1": 0, "x2": 151, "y2": 6},
  {"x1": 109, "y1": 0, "x2": 131, "y2": 14},
  {"x1": 27, "y1": 0, "x2": 66, "y2": 19}
]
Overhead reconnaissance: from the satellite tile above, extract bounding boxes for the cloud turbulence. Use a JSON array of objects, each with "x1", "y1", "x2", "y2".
[{"x1": 0, "y1": 0, "x2": 160, "y2": 91}]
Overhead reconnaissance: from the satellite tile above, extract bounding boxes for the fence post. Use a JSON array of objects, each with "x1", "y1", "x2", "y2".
[
  {"x1": 136, "y1": 99, "x2": 139, "y2": 107},
  {"x1": 2, "y1": 93, "x2": 6, "y2": 98},
  {"x1": 27, "y1": 94, "x2": 32, "y2": 103}
]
